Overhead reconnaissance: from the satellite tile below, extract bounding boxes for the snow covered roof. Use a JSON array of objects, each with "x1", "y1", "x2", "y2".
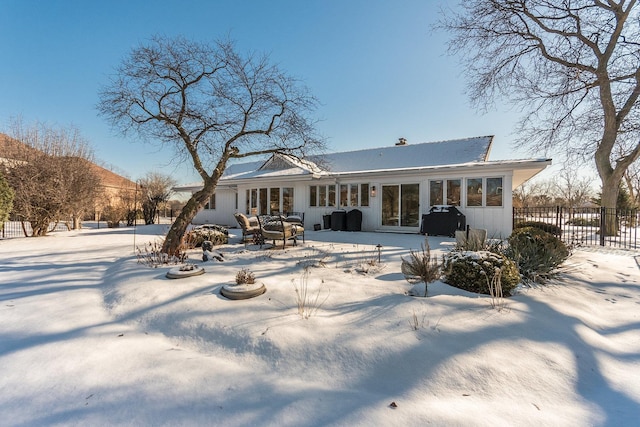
[
  {"x1": 308, "y1": 136, "x2": 493, "y2": 173},
  {"x1": 172, "y1": 135, "x2": 550, "y2": 192},
  {"x1": 220, "y1": 136, "x2": 494, "y2": 181}
]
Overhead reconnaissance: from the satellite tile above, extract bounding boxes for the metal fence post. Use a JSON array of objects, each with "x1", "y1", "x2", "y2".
[{"x1": 600, "y1": 206, "x2": 606, "y2": 246}]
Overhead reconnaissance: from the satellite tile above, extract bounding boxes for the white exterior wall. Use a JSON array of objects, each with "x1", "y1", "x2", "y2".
[
  {"x1": 456, "y1": 173, "x2": 514, "y2": 239},
  {"x1": 191, "y1": 188, "x2": 237, "y2": 227},
  {"x1": 190, "y1": 168, "x2": 517, "y2": 237}
]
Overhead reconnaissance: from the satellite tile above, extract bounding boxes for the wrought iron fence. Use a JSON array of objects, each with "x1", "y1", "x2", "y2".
[
  {"x1": 513, "y1": 206, "x2": 640, "y2": 250},
  {"x1": 1, "y1": 220, "x2": 70, "y2": 239}
]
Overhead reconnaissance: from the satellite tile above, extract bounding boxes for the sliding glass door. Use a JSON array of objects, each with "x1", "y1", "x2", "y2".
[{"x1": 381, "y1": 183, "x2": 420, "y2": 228}]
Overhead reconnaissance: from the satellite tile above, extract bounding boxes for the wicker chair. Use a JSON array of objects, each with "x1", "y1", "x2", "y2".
[
  {"x1": 283, "y1": 212, "x2": 305, "y2": 243},
  {"x1": 257, "y1": 215, "x2": 303, "y2": 249},
  {"x1": 234, "y1": 213, "x2": 261, "y2": 246}
]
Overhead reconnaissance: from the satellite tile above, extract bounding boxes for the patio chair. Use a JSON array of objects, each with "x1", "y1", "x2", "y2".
[
  {"x1": 257, "y1": 215, "x2": 303, "y2": 249},
  {"x1": 455, "y1": 227, "x2": 487, "y2": 251},
  {"x1": 284, "y1": 212, "x2": 305, "y2": 243},
  {"x1": 234, "y1": 212, "x2": 261, "y2": 246}
]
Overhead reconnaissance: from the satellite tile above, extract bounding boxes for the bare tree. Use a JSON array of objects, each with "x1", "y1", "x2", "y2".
[
  {"x1": 98, "y1": 36, "x2": 323, "y2": 254},
  {"x1": 138, "y1": 172, "x2": 176, "y2": 225},
  {"x1": 0, "y1": 172, "x2": 14, "y2": 228},
  {"x1": 621, "y1": 155, "x2": 640, "y2": 207},
  {"x1": 439, "y1": 1, "x2": 640, "y2": 234},
  {"x1": 2, "y1": 121, "x2": 101, "y2": 236},
  {"x1": 551, "y1": 163, "x2": 595, "y2": 209},
  {"x1": 513, "y1": 179, "x2": 552, "y2": 207}
]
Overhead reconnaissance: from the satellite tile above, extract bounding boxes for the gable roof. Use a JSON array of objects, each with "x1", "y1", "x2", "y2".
[
  {"x1": 220, "y1": 136, "x2": 494, "y2": 181},
  {"x1": 173, "y1": 135, "x2": 550, "y2": 192}
]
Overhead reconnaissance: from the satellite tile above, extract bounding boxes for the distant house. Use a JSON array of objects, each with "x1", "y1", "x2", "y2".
[
  {"x1": 175, "y1": 136, "x2": 551, "y2": 238},
  {"x1": 0, "y1": 133, "x2": 136, "y2": 220}
]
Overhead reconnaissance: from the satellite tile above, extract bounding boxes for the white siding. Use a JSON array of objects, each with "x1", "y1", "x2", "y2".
[
  {"x1": 189, "y1": 168, "x2": 519, "y2": 237},
  {"x1": 192, "y1": 188, "x2": 237, "y2": 226}
]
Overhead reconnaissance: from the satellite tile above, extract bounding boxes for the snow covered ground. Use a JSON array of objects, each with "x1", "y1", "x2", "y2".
[{"x1": 1, "y1": 224, "x2": 639, "y2": 426}]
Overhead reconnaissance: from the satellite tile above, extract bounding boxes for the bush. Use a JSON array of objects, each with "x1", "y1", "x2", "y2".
[
  {"x1": 514, "y1": 221, "x2": 561, "y2": 236},
  {"x1": 565, "y1": 217, "x2": 599, "y2": 227},
  {"x1": 443, "y1": 251, "x2": 520, "y2": 296},
  {"x1": 506, "y1": 227, "x2": 569, "y2": 283},
  {"x1": 184, "y1": 225, "x2": 228, "y2": 248},
  {"x1": 401, "y1": 240, "x2": 441, "y2": 297}
]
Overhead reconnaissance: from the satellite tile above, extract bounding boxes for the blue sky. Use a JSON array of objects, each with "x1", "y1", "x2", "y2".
[{"x1": 0, "y1": 0, "x2": 532, "y2": 184}]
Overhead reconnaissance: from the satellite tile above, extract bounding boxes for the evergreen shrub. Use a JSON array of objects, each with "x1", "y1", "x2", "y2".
[
  {"x1": 506, "y1": 226, "x2": 569, "y2": 283},
  {"x1": 514, "y1": 220, "x2": 561, "y2": 236},
  {"x1": 443, "y1": 251, "x2": 520, "y2": 296}
]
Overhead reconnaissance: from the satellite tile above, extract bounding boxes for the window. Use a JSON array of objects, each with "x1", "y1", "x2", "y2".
[
  {"x1": 310, "y1": 186, "x2": 317, "y2": 207},
  {"x1": 465, "y1": 177, "x2": 504, "y2": 207},
  {"x1": 466, "y1": 178, "x2": 483, "y2": 207},
  {"x1": 310, "y1": 183, "x2": 369, "y2": 207},
  {"x1": 203, "y1": 194, "x2": 216, "y2": 210},
  {"x1": 360, "y1": 183, "x2": 369, "y2": 207},
  {"x1": 447, "y1": 179, "x2": 461, "y2": 206},
  {"x1": 250, "y1": 188, "x2": 258, "y2": 215},
  {"x1": 430, "y1": 180, "x2": 443, "y2": 206},
  {"x1": 340, "y1": 184, "x2": 348, "y2": 207},
  {"x1": 486, "y1": 177, "x2": 503, "y2": 206},
  {"x1": 245, "y1": 187, "x2": 293, "y2": 215},
  {"x1": 350, "y1": 184, "x2": 358, "y2": 207},
  {"x1": 259, "y1": 188, "x2": 268, "y2": 214},
  {"x1": 328, "y1": 185, "x2": 336, "y2": 207},
  {"x1": 319, "y1": 185, "x2": 327, "y2": 206},
  {"x1": 283, "y1": 187, "x2": 293, "y2": 213},
  {"x1": 270, "y1": 188, "x2": 280, "y2": 214}
]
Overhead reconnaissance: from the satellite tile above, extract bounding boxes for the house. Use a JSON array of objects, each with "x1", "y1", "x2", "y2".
[
  {"x1": 175, "y1": 136, "x2": 551, "y2": 238},
  {"x1": 0, "y1": 133, "x2": 137, "y2": 221}
]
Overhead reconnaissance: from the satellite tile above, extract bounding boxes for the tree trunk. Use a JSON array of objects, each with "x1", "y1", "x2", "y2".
[
  {"x1": 162, "y1": 182, "x2": 216, "y2": 256},
  {"x1": 600, "y1": 175, "x2": 620, "y2": 236}
]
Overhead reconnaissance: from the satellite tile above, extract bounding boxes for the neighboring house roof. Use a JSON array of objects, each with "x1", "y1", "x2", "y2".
[
  {"x1": 83, "y1": 161, "x2": 136, "y2": 191},
  {"x1": 0, "y1": 132, "x2": 136, "y2": 191},
  {"x1": 174, "y1": 136, "x2": 551, "y2": 192}
]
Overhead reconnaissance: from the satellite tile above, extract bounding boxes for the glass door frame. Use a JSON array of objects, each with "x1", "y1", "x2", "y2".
[{"x1": 380, "y1": 182, "x2": 421, "y2": 230}]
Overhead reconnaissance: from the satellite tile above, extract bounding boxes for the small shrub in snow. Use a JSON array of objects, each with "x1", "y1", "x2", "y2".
[
  {"x1": 409, "y1": 309, "x2": 427, "y2": 330},
  {"x1": 443, "y1": 251, "x2": 520, "y2": 296},
  {"x1": 235, "y1": 268, "x2": 255, "y2": 285},
  {"x1": 136, "y1": 240, "x2": 187, "y2": 267},
  {"x1": 487, "y1": 270, "x2": 507, "y2": 311},
  {"x1": 401, "y1": 240, "x2": 441, "y2": 297},
  {"x1": 506, "y1": 226, "x2": 569, "y2": 284},
  {"x1": 293, "y1": 267, "x2": 329, "y2": 319}
]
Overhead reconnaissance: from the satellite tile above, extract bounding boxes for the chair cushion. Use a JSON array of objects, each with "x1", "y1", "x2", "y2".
[
  {"x1": 234, "y1": 213, "x2": 250, "y2": 229},
  {"x1": 285, "y1": 215, "x2": 302, "y2": 224},
  {"x1": 262, "y1": 221, "x2": 299, "y2": 239}
]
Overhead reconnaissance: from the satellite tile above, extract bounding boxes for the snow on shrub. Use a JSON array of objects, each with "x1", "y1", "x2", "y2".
[{"x1": 443, "y1": 250, "x2": 520, "y2": 296}]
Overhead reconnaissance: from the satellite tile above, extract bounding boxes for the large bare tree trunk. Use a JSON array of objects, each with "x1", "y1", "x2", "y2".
[{"x1": 162, "y1": 180, "x2": 217, "y2": 256}]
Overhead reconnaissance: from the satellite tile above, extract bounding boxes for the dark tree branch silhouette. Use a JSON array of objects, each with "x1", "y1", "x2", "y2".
[
  {"x1": 439, "y1": 0, "x2": 640, "y2": 234},
  {"x1": 98, "y1": 36, "x2": 323, "y2": 254}
]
